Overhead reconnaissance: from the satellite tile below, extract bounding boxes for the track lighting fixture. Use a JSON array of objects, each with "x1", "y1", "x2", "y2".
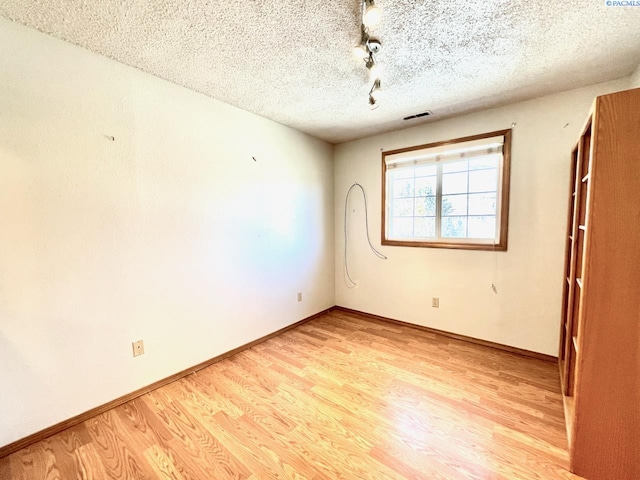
[
  {"x1": 354, "y1": 1, "x2": 386, "y2": 108},
  {"x1": 353, "y1": 25, "x2": 381, "y2": 59}
]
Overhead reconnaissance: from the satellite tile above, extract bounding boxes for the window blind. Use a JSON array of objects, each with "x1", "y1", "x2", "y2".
[{"x1": 385, "y1": 136, "x2": 504, "y2": 170}]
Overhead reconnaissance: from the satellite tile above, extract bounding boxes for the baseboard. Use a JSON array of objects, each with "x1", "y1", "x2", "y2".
[
  {"x1": 333, "y1": 306, "x2": 557, "y2": 363},
  {"x1": 0, "y1": 307, "x2": 335, "y2": 459}
]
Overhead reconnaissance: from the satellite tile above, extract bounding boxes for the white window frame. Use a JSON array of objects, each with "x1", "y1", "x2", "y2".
[{"x1": 381, "y1": 129, "x2": 511, "y2": 251}]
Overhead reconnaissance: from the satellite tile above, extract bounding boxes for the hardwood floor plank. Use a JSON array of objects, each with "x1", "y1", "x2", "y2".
[
  {"x1": 75, "y1": 443, "x2": 111, "y2": 480},
  {"x1": 84, "y1": 411, "x2": 154, "y2": 480},
  {"x1": 7, "y1": 443, "x2": 59, "y2": 480},
  {"x1": 0, "y1": 456, "x2": 11, "y2": 480},
  {"x1": 143, "y1": 390, "x2": 250, "y2": 480},
  {"x1": 0, "y1": 310, "x2": 582, "y2": 479},
  {"x1": 144, "y1": 445, "x2": 187, "y2": 480}
]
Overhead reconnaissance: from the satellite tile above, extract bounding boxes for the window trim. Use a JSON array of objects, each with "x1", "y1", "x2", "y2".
[{"x1": 381, "y1": 129, "x2": 512, "y2": 251}]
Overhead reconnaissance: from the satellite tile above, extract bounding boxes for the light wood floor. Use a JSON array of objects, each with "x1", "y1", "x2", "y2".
[{"x1": 0, "y1": 310, "x2": 583, "y2": 480}]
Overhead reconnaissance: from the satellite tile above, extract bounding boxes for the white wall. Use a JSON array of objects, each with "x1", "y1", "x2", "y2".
[
  {"x1": 334, "y1": 77, "x2": 631, "y2": 356},
  {"x1": 631, "y1": 63, "x2": 640, "y2": 87},
  {"x1": 0, "y1": 19, "x2": 334, "y2": 447}
]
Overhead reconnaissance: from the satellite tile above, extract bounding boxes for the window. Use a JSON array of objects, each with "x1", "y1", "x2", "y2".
[{"x1": 382, "y1": 129, "x2": 511, "y2": 250}]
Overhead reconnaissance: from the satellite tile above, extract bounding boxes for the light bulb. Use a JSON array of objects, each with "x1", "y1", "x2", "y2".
[
  {"x1": 363, "y1": 2, "x2": 382, "y2": 28},
  {"x1": 368, "y1": 63, "x2": 383, "y2": 80},
  {"x1": 352, "y1": 44, "x2": 368, "y2": 59}
]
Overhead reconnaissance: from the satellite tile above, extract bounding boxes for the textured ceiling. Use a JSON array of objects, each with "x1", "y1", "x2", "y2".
[{"x1": 1, "y1": 1, "x2": 640, "y2": 144}]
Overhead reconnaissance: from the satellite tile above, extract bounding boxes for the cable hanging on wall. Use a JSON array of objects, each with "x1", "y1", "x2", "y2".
[{"x1": 344, "y1": 182, "x2": 387, "y2": 288}]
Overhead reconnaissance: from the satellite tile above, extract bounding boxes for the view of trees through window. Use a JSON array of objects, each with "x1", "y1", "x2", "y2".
[{"x1": 388, "y1": 155, "x2": 500, "y2": 240}]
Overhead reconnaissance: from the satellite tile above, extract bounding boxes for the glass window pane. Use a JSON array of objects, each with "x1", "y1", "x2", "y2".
[
  {"x1": 391, "y1": 217, "x2": 413, "y2": 237},
  {"x1": 442, "y1": 172, "x2": 468, "y2": 194},
  {"x1": 414, "y1": 217, "x2": 435, "y2": 237},
  {"x1": 468, "y1": 216, "x2": 496, "y2": 239},
  {"x1": 393, "y1": 198, "x2": 413, "y2": 217},
  {"x1": 469, "y1": 168, "x2": 497, "y2": 193},
  {"x1": 443, "y1": 159, "x2": 468, "y2": 173},
  {"x1": 415, "y1": 196, "x2": 436, "y2": 216},
  {"x1": 468, "y1": 193, "x2": 496, "y2": 215},
  {"x1": 469, "y1": 155, "x2": 499, "y2": 170},
  {"x1": 415, "y1": 165, "x2": 437, "y2": 177},
  {"x1": 394, "y1": 178, "x2": 414, "y2": 198},
  {"x1": 441, "y1": 194, "x2": 468, "y2": 216},
  {"x1": 415, "y1": 176, "x2": 436, "y2": 196},
  {"x1": 442, "y1": 216, "x2": 467, "y2": 238}
]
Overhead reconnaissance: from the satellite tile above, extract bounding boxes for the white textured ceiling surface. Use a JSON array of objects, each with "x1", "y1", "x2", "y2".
[{"x1": 1, "y1": 1, "x2": 640, "y2": 143}]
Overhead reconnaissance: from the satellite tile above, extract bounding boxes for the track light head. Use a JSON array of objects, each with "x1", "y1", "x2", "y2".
[
  {"x1": 353, "y1": 44, "x2": 368, "y2": 59},
  {"x1": 367, "y1": 38, "x2": 382, "y2": 54},
  {"x1": 365, "y1": 52, "x2": 375, "y2": 69},
  {"x1": 366, "y1": 54, "x2": 382, "y2": 80},
  {"x1": 369, "y1": 78, "x2": 382, "y2": 103},
  {"x1": 363, "y1": 0, "x2": 382, "y2": 28},
  {"x1": 369, "y1": 63, "x2": 382, "y2": 80},
  {"x1": 369, "y1": 94, "x2": 379, "y2": 110}
]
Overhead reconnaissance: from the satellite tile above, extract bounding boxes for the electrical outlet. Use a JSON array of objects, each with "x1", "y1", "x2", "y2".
[
  {"x1": 432, "y1": 297, "x2": 439, "y2": 308},
  {"x1": 132, "y1": 340, "x2": 144, "y2": 357},
  {"x1": 297, "y1": 292, "x2": 302, "y2": 302}
]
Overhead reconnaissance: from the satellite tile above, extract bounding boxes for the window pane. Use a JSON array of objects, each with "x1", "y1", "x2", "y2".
[
  {"x1": 442, "y1": 216, "x2": 467, "y2": 238},
  {"x1": 442, "y1": 172, "x2": 468, "y2": 194},
  {"x1": 414, "y1": 217, "x2": 435, "y2": 237},
  {"x1": 415, "y1": 165, "x2": 437, "y2": 177},
  {"x1": 391, "y1": 217, "x2": 413, "y2": 237},
  {"x1": 469, "y1": 168, "x2": 497, "y2": 193},
  {"x1": 415, "y1": 176, "x2": 436, "y2": 196},
  {"x1": 441, "y1": 194, "x2": 468, "y2": 216},
  {"x1": 443, "y1": 159, "x2": 468, "y2": 173},
  {"x1": 468, "y1": 216, "x2": 496, "y2": 239},
  {"x1": 394, "y1": 178, "x2": 414, "y2": 198},
  {"x1": 469, "y1": 155, "x2": 498, "y2": 170},
  {"x1": 393, "y1": 198, "x2": 413, "y2": 217},
  {"x1": 468, "y1": 193, "x2": 496, "y2": 215},
  {"x1": 415, "y1": 196, "x2": 436, "y2": 216}
]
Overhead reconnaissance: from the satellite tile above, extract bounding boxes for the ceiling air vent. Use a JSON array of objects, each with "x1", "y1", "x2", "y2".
[{"x1": 403, "y1": 111, "x2": 433, "y2": 121}]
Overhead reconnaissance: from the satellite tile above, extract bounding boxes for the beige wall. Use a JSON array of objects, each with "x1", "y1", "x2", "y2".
[
  {"x1": 631, "y1": 63, "x2": 640, "y2": 87},
  {"x1": 0, "y1": 19, "x2": 335, "y2": 447},
  {"x1": 334, "y1": 77, "x2": 631, "y2": 357}
]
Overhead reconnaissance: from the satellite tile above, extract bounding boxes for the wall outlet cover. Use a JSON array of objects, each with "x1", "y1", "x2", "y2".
[{"x1": 132, "y1": 340, "x2": 144, "y2": 357}]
